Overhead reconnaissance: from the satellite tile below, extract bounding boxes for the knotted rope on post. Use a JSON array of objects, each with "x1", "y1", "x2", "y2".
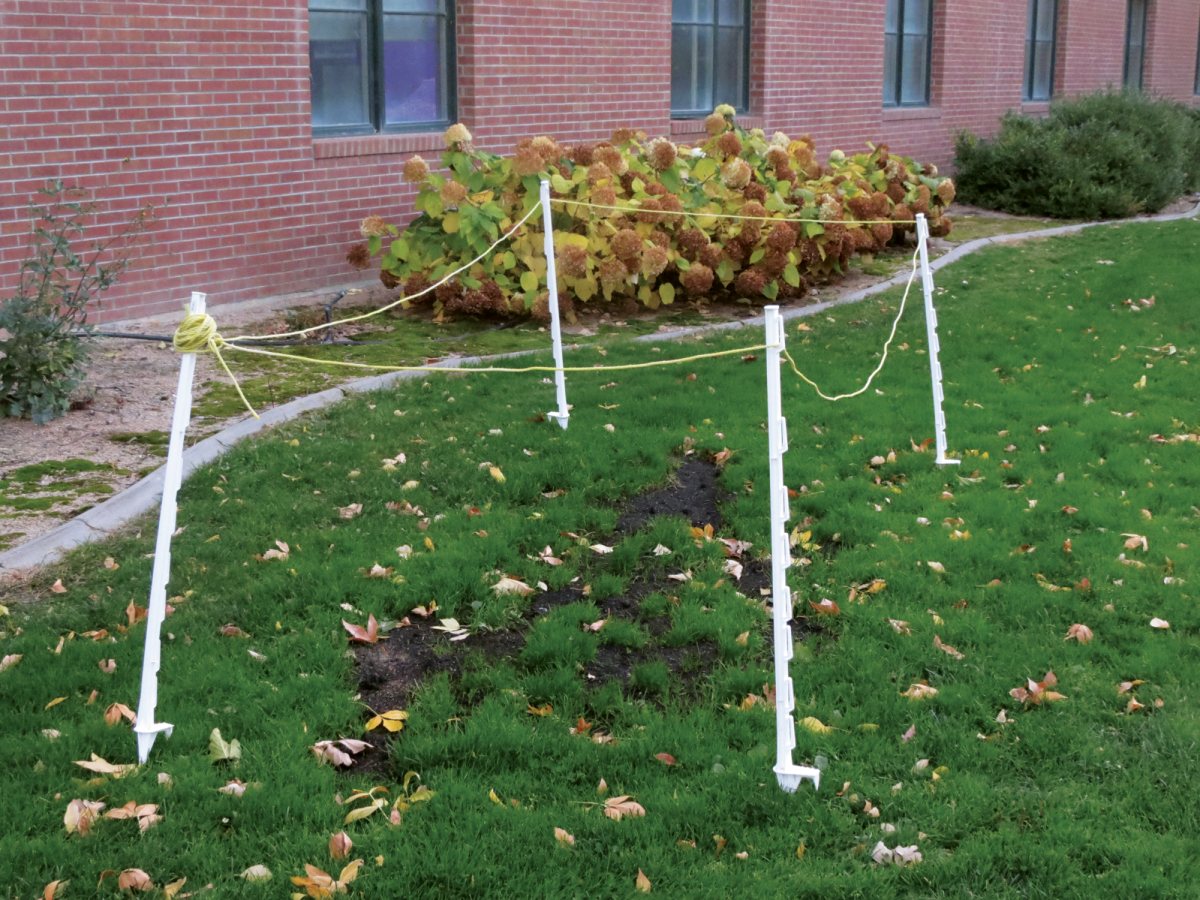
[{"x1": 172, "y1": 312, "x2": 259, "y2": 419}]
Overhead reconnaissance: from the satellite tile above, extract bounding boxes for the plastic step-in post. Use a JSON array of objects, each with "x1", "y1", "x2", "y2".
[{"x1": 763, "y1": 305, "x2": 821, "y2": 794}]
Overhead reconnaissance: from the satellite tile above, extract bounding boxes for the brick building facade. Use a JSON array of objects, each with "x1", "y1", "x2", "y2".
[{"x1": 2, "y1": 0, "x2": 1198, "y2": 322}]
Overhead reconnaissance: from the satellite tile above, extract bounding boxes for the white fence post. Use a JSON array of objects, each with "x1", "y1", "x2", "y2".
[
  {"x1": 133, "y1": 291, "x2": 205, "y2": 763},
  {"x1": 915, "y1": 214, "x2": 960, "y2": 467},
  {"x1": 764, "y1": 305, "x2": 821, "y2": 793},
  {"x1": 539, "y1": 180, "x2": 570, "y2": 430}
]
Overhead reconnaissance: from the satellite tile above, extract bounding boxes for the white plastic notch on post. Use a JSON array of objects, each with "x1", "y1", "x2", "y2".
[
  {"x1": 134, "y1": 291, "x2": 205, "y2": 762},
  {"x1": 539, "y1": 180, "x2": 570, "y2": 430},
  {"x1": 763, "y1": 306, "x2": 821, "y2": 794},
  {"x1": 915, "y1": 214, "x2": 960, "y2": 467}
]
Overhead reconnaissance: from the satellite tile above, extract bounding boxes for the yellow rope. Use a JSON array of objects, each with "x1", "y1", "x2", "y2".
[
  {"x1": 780, "y1": 246, "x2": 919, "y2": 401},
  {"x1": 224, "y1": 201, "x2": 545, "y2": 344},
  {"x1": 173, "y1": 312, "x2": 259, "y2": 419},
  {"x1": 549, "y1": 196, "x2": 905, "y2": 226},
  {"x1": 228, "y1": 341, "x2": 770, "y2": 375}
]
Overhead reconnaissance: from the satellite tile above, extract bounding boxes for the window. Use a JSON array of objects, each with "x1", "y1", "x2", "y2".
[
  {"x1": 1023, "y1": 0, "x2": 1058, "y2": 101},
  {"x1": 671, "y1": 0, "x2": 751, "y2": 117},
  {"x1": 884, "y1": 0, "x2": 934, "y2": 107},
  {"x1": 309, "y1": 0, "x2": 454, "y2": 136},
  {"x1": 1123, "y1": 0, "x2": 1148, "y2": 90},
  {"x1": 1194, "y1": 14, "x2": 1200, "y2": 94}
]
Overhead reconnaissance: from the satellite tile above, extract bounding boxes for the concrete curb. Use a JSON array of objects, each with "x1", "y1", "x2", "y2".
[{"x1": 5, "y1": 202, "x2": 1197, "y2": 571}]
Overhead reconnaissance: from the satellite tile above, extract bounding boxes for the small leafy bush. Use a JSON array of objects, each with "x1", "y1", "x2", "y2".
[
  {"x1": 0, "y1": 181, "x2": 153, "y2": 423},
  {"x1": 954, "y1": 89, "x2": 1200, "y2": 219},
  {"x1": 360, "y1": 108, "x2": 955, "y2": 319}
]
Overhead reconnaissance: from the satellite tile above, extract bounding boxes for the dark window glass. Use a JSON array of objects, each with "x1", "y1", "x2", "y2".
[
  {"x1": 310, "y1": 0, "x2": 454, "y2": 135},
  {"x1": 883, "y1": 0, "x2": 933, "y2": 107},
  {"x1": 671, "y1": 0, "x2": 750, "y2": 117},
  {"x1": 1023, "y1": 0, "x2": 1058, "y2": 101},
  {"x1": 1195, "y1": 14, "x2": 1200, "y2": 94},
  {"x1": 1123, "y1": 0, "x2": 1147, "y2": 90}
]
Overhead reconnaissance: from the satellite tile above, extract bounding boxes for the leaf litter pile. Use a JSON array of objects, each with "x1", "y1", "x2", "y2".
[{"x1": 3, "y1": 220, "x2": 1200, "y2": 897}]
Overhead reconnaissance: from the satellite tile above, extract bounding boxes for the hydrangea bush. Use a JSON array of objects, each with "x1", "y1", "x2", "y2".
[{"x1": 356, "y1": 108, "x2": 955, "y2": 320}]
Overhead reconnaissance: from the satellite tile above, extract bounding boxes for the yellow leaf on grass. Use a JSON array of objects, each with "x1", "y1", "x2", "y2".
[
  {"x1": 636, "y1": 869, "x2": 652, "y2": 893},
  {"x1": 799, "y1": 717, "x2": 833, "y2": 735},
  {"x1": 343, "y1": 805, "x2": 378, "y2": 825},
  {"x1": 45, "y1": 697, "x2": 67, "y2": 710},
  {"x1": 365, "y1": 710, "x2": 409, "y2": 732},
  {"x1": 490, "y1": 466, "x2": 506, "y2": 483},
  {"x1": 554, "y1": 826, "x2": 576, "y2": 847},
  {"x1": 489, "y1": 789, "x2": 505, "y2": 806}
]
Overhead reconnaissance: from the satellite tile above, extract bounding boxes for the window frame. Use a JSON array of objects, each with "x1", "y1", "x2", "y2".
[
  {"x1": 1023, "y1": 0, "x2": 1059, "y2": 102},
  {"x1": 883, "y1": 0, "x2": 935, "y2": 108},
  {"x1": 308, "y1": 0, "x2": 457, "y2": 138},
  {"x1": 1194, "y1": 12, "x2": 1200, "y2": 95},
  {"x1": 1123, "y1": 0, "x2": 1148, "y2": 91},
  {"x1": 669, "y1": 0, "x2": 753, "y2": 120}
]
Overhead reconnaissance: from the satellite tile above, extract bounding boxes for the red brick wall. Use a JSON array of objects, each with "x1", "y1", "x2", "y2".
[{"x1": 2, "y1": 0, "x2": 1199, "y2": 322}]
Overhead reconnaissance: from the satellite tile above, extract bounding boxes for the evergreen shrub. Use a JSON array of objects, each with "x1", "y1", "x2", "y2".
[{"x1": 954, "y1": 89, "x2": 1200, "y2": 220}]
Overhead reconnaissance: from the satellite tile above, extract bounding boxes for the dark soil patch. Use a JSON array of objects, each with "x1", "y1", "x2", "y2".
[
  {"x1": 615, "y1": 458, "x2": 735, "y2": 533},
  {"x1": 348, "y1": 455, "x2": 821, "y2": 757}
]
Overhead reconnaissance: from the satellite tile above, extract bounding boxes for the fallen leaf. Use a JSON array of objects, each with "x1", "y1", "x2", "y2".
[
  {"x1": 900, "y1": 683, "x2": 938, "y2": 700},
  {"x1": 735, "y1": 630, "x2": 750, "y2": 646},
  {"x1": 364, "y1": 563, "x2": 393, "y2": 579},
  {"x1": 590, "y1": 543, "x2": 614, "y2": 555},
  {"x1": 652, "y1": 544, "x2": 672, "y2": 556},
  {"x1": 926, "y1": 561, "x2": 946, "y2": 574},
  {"x1": 901, "y1": 725, "x2": 916, "y2": 743},
  {"x1": 933, "y1": 635, "x2": 964, "y2": 660},
  {"x1": 526, "y1": 703, "x2": 553, "y2": 717},
  {"x1": 603, "y1": 795, "x2": 646, "y2": 821},
  {"x1": 1122, "y1": 533, "x2": 1148, "y2": 552},
  {"x1": 330, "y1": 831, "x2": 353, "y2": 860},
  {"x1": 338, "y1": 503, "x2": 363, "y2": 519},
  {"x1": 489, "y1": 466, "x2": 506, "y2": 483},
  {"x1": 1150, "y1": 617, "x2": 1171, "y2": 629},
  {"x1": 569, "y1": 717, "x2": 592, "y2": 735},
  {"x1": 365, "y1": 709, "x2": 409, "y2": 732},
  {"x1": 42, "y1": 880, "x2": 67, "y2": 900},
  {"x1": 73, "y1": 753, "x2": 137, "y2": 779},
  {"x1": 126, "y1": 601, "x2": 148, "y2": 626},
  {"x1": 808, "y1": 599, "x2": 840, "y2": 616},
  {"x1": 887, "y1": 619, "x2": 911, "y2": 635},
  {"x1": 312, "y1": 739, "x2": 370, "y2": 768},
  {"x1": 64, "y1": 798, "x2": 106, "y2": 835},
  {"x1": 1064, "y1": 623, "x2": 1093, "y2": 644},
  {"x1": 554, "y1": 826, "x2": 576, "y2": 847},
  {"x1": 290, "y1": 860, "x2": 362, "y2": 895},
  {"x1": 800, "y1": 717, "x2": 833, "y2": 735},
  {"x1": 209, "y1": 728, "x2": 242, "y2": 763},
  {"x1": 655, "y1": 753, "x2": 676, "y2": 765},
  {"x1": 493, "y1": 577, "x2": 534, "y2": 597},
  {"x1": 342, "y1": 615, "x2": 380, "y2": 643},
  {"x1": 636, "y1": 869, "x2": 651, "y2": 893},
  {"x1": 45, "y1": 697, "x2": 67, "y2": 711},
  {"x1": 104, "y1": 703, "x2": 136, "y2": 727},
  {"x1": 0, "y1": 653, "x2": 21, "y2": 672},
  {"x1": 50, "y1": 579, "x2": 67, "y2": 594},
  {"x1": 1010, "y1": 670, "x2": 1065, "y2": 705},
  {"x1": 117, "y1": 869, "x2": 153, "y2": 891}
]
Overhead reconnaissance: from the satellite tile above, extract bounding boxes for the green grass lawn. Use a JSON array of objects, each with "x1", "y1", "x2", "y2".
[{"x1": 3, "y1": 218, "x2": 1200, "y2": 898}]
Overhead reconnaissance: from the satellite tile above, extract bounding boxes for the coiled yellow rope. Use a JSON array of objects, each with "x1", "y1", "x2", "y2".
[{"x1": 172, "y1": 312, "x2": 258, "y2": 419}]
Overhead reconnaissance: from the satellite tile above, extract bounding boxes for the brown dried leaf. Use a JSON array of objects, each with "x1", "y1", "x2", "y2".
[
  {"x1": 329, "y1": 831, "x2": 353, "y2": 860},
  {"x1": 554, "y1": 826, "x2": 576, "y2": 847},
  {"x1": 933, "y1": 635, "x2": 965, "y2": 660},
  {"x1": 603, "y1": 796, "x2": 646, "y2": 821},
  {"x1": 1064, "y1": 623, "x2": 1093, "y2": 644},
  {"x1": 636, "y1": 869, "x2": 651, "y2": 893},
  {"x1": 342, "y1": 615, "x2": 379, "y2": 643}
]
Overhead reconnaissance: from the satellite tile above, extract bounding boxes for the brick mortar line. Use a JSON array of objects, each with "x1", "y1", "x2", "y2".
[{"x1": 4, "y1": 201, "x2": 1198, "y2": 571}]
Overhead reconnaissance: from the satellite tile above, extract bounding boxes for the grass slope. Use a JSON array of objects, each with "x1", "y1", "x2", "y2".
[{"x1": 2, "y1": 219, "x2": 1199, "y2": 898}]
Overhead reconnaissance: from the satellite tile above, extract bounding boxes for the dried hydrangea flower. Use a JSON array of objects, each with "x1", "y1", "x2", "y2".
[
  {"x1": 765, "y1": 146, "x2": 790, "y2": 169},
  {"x1": 714, "y1": 103, "x2": 736, "y2": 118},
  {"x1": 705, "y1": 113, "x2": 727, "y2": 136},
  {"x1": 734, "y1": 267, "x2": 767, "y2": 297},
  {"x1": 439, "y1": 180, "x2": 468, "y2": 206},
  {"x1": 611, "y1": 127, "x2": 637, "y2": 145},
  {"x1": 346, "y1": 243, "x2": 371, "y2": 270},
  {"x1": 557, "y1": 243, "x2": 589, "y2": 279},
  {"x1": 595, "y1": 144, "x2": 628, "y2": 175},
  {"x1": 680, "y1": 262, "x2": 714, "y2": 295},
  {"x1": 610, "y1": 228, "x2": 643, "y2": 261},
  {"x1": 598, "y1": 257, "x2": 628, "y2": 292},
  {"x1": 720, "y1": 158, "x2": 751, "y2": 189},
  {"x1": 402, "y1": 155, "x2": 430, "y2": 184},
  {"x1": 443, "y1": 123, "x2": 473, "y2": 146},
  {"x1": 645, "y1": 137, "x2": 678, "y2": 171},
  {"x1": 641, "y1": 245, "x2": 669, "y2": 279},
  {"x1": 771, "y1": 131, "x2": 790, "y2": 147},
  {"x1": 587, "y1": 162, "x2": 613, "y2": 185},
  {"x1": 936, "y1": 180, "x2": 956, "y2": 205},
  {"x1": 359, "y1": 215, "x2": 388, "y2": 238},
  {"x1": 715, "y1": 131, "x2": 743, "y2": 158},
  {"x1": 531, "y1": 135, "x2": 562, "y2": 162},
  {"x1": 592, "y1": 185, "x2": 617, "y2": 210},
  {"x1": 513, "y1": 145, "x2": 544, "y2": 177}
]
